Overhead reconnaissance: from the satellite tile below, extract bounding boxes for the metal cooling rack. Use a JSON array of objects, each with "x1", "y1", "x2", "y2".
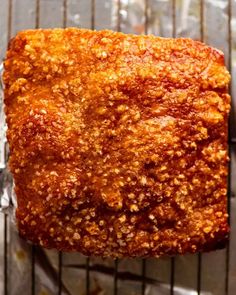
[{"x1": 0, "y1": 1, "x2": 235, "y2": 295}]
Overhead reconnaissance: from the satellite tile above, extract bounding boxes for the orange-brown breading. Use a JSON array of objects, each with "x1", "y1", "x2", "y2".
[{"x1": 3, "y1": 28, "x2": 230, "y2": 257}]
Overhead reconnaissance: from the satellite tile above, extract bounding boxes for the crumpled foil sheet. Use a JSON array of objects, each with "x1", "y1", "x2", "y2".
[{"x1": 0, "y1": 0, "x2": 236, "y2": 295}]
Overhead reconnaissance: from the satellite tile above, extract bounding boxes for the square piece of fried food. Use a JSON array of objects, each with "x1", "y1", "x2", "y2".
[{"x1": 3, "y1": 28, "x2": 230, "y2": 257}]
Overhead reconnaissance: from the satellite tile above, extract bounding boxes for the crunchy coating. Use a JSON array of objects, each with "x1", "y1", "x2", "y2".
[{"x1": 3, "y1": 28, "x2": 230, "y2": 257}]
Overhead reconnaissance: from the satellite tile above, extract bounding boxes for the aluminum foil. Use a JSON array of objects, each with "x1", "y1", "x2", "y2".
[
  {"x1": 0, "y1": 0, "x2": 236, "y2": 295},
  {"x1": 0, "y1": 63, "x2": 10, "y2": 213}
]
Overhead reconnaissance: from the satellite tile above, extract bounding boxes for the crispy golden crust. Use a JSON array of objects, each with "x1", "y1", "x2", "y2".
[{"x1": 3, "y1": 28, "x2": 230, "y2": 257}]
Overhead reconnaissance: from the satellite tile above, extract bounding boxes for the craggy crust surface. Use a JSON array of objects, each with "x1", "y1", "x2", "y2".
[{"x1": 3, "y1": 28, "x2": 230, "y2": 257}]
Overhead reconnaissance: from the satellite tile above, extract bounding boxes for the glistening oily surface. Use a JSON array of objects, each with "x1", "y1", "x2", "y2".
[{"x1": 3, "y1": 28, "x2": 230, "y2": 257}]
